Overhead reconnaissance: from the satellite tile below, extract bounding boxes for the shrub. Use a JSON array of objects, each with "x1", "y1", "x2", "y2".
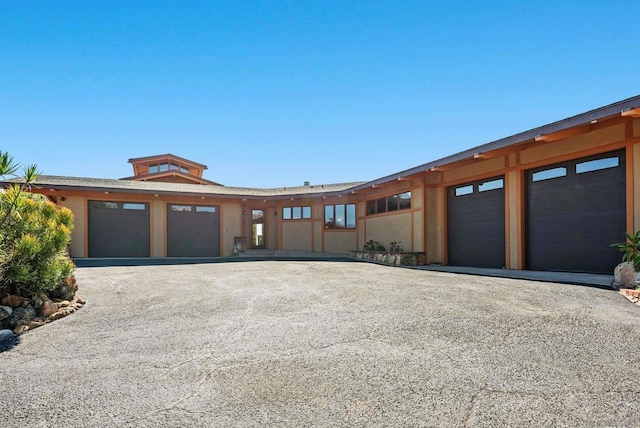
[
  {"x1": 389, "y1": 241, "x2": 404, "y2": 253},
  {"x1": 611, "y1": 231, "x2": 640, "y2": 270},
  {"x1": 0, "y1": 190, "x2": 75, "y2": 299},
  {"x1": 364, "y1": 239, "x2": 386, "y2": 251}
]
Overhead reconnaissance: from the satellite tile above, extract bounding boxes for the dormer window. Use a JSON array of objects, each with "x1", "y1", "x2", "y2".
[{"x1": 148, "y1": 162, "x2": 189, "y2": 175}]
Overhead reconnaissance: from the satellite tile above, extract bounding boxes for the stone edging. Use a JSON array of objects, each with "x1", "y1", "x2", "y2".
[{"x1": 620, "y1": 289, "x2": 640, "y2": 305}]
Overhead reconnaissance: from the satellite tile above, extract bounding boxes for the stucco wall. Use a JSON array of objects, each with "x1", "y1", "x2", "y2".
[
  {"x1": 323, "y1": 231, "x2": 357, "y2": 254},
  {"x1": 61, "y1": 196, "x2": 86, "y2": 258},
  {"x1": 151, "y1": 200, "x2": 165, "y2": 257},
  {"x1": 424, "y1": 186, "x2": 442, "y2": 264},
  {"x1": 221, "y1": 202, "x2": 242, "y2": 256},
  {"x1": 365, "y1": 212, "x2": 412, "y2": 252},
  {"x1": 282, "y1": 221, "x2": 313, "y2": 251}
]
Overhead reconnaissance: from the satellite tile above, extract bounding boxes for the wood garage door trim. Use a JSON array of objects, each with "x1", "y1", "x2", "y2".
[
  {"x1": 525, "y1": 149, "x2": 626, "y2": 273},
  {"x1": 447, "y1": 175, "x2": 506, "y2": 268},
  {"x1": 88, "y1": 200, "x2": 151, "y2": 258}
]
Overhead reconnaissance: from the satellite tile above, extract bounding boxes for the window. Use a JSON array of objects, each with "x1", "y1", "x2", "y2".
[
  {"x1": 366, "y1": 192, "x2": 412, "y2": 215},
  {"x1": 148, "y1": 165, "x2": 158, "y2": 173},
  {"x1": 93, "y1": 201, "x2": 117, "y2": 209},
  {"x1": 122, "y1": 203, "x2": 146, "y2": 210},
  {"x1": 478, "y1": 179, "x2": 504, "y2": 192},
  {"x1": 170, "y1": 205, "x2": 192, "y2": 212},
  {"x1": 532, "y1": 167, "x2": 567, "y2": 182},
  {"x1": 196, "y1": 206, "x2": 216, "y2": 213},
  {"x1": 282, "y1": 205, "x2": 311, "y2": 220},
  {"x1": 455, "y1": 185, "x2": 473, "y2": 197},
  {"x1": 325, "y1": 204, "x2": 356, "y2": 229},
  {"x1": 576, "y1": 157, "x2": 619, "y2": 174}
]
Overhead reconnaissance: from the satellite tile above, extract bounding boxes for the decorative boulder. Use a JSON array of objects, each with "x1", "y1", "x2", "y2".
[{"x1": 613, "y1": 262, "x2": 640, "y2": 289}]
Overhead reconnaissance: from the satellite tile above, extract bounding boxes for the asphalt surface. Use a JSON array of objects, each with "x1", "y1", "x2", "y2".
[{"x1": 2, "y1": 261, "x2": 640, "y2": 427}]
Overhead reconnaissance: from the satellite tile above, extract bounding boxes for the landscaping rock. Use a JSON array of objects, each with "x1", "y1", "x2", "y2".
[
  {"x1": 0, "y1": 329, "x2": 14, "y2": 342},
  {"x1": 613, "y1": 262, "x2": 640, "y2": 288},
  {"x1": 58, "y1": 300, "x2": 70, "y2": 307},
  {"x1": 2, "y1": 295, "x2": 27, "y2": 308},
  {"x1": 40, "y1": 300, "x2": 58, "y2": 317},
  {"x1": 13, "y1": 325, "x2": 29, "y2": 334},
  {"x1": 10, "y1": 306, "x2": 36, "y2": 326},
  {"x1": 0, "y1": 305, "x2": 12, "y2": 321}
]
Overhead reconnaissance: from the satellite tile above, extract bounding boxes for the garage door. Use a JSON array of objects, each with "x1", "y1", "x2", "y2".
[
  {"x1": 88, "y1": 201, "x2": 150, "y2": 257},
  {"x1": 448, "y1": 176, "x2": 505, "y2": 268},
  {"x1": 526, "y1": 150, "x2": 626, "y2": 273},
  {"x1": 167, "y1": 204, "x2": 220, "y2": 257}
]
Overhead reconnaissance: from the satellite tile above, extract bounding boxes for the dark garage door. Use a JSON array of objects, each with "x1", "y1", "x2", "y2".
[
  {"x1": 167, "y1": 204, "x2": 221, "y2": 257},
  {"x1": 448, "y1": 176, "x2": 505, "y2": 268},
  {"x1": 88, "y1": 201, "x2": 150, "y2": 257},
  {"x1": 526, "y1": 150, "x2": 626, "y2": 273}
]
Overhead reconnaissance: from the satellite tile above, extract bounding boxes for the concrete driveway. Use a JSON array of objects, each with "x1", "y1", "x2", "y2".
[{"x1": 2, "y1": 261, "x2": 640, "y2": 427}]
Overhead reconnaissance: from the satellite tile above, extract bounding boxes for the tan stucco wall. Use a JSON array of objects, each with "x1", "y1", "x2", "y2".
[
  {"x1": 424, "y1": 186, "x2": 442, "y2": 264},
  {"x1": 61, "y1": 196, "x2": 86, "y2": 258},
  {"x1": 365, "y1": 212, "x2": 412, "y2": 251},
  {"x1": 520, "y1": 124, "x2": 625, "y2": 165},
  {"x1": 282, "y1": 221, "x2": 313, "y2": 251},
  {"x1": 151, "y1": 200, "x2": 165, "y2": 257},
  {"x1": 412, "y1": 212, "x2": 423, "y2": 252},
  {"x1": 323, "y1": 231, "x2": 357, "y2": 254},
  {"x1": 221, "y1": 202, "x2": 242, "y2": 256}
]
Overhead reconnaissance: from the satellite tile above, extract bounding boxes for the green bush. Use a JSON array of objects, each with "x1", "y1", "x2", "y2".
[
  {"x1": 0, "y1": 189, "x2": 75, "y2": 298},
  {"x1": 364, "y1": 239, "x2": 386, "y2": 251}
]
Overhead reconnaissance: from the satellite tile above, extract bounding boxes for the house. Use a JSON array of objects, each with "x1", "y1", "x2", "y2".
[{"x1": 12, "y1": 95, "x2": 640, "y2": 274}]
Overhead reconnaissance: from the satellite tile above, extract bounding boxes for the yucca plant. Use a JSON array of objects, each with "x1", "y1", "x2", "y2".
[{"x1": 611, "y1": 231, "x2": 640, "y2": 270}]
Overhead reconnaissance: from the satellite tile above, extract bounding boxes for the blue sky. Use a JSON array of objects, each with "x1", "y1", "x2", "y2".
[{"x1": 1, "y1": 1, "x2": 638, "y2": 188}]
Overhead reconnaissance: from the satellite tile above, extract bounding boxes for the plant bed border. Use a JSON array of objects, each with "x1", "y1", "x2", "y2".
[{"x1": 351, "y1": 250, "x2": 426, "y2": 266}]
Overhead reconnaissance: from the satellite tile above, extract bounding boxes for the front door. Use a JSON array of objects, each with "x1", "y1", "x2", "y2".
[{"x1": 251, "y1": 209, "x2": 266, "y2": 248}]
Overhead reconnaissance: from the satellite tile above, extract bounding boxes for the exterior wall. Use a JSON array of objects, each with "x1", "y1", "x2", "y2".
[
  {"x1": 323, "y1": 230, "x2": 357, "y2": 254},
  {"x1": 364, "y1": 213, "x2": 412, "y2": 251},
  {"x1": 61, "y1": 196, "x2": 86, "y2": 258},
  {"x1": 635, "y1": 119, "x2": 640, "y2": 138},
  {"x1": 151, "y1": 200, "x2": 165, "y2": 257},
  {"x1": 282, "y1": 221, "x2": 313, "y2": 251},
  {"x1": 424, "y1": 178, "x2": 442, "y2": 264},
  {"x1": 221, "y1": 202, "x2": 242, "y2": 256}
]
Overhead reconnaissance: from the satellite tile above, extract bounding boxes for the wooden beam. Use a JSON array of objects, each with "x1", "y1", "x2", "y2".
[
  {"x1": 534, "y1": 124, "x2": 591, "y2": 143},
  {"x1": 622, "y1": 107, "x2": 640, "y2": 118}
]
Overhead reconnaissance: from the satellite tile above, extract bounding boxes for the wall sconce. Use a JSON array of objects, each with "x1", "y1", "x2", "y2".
[
  {"x1": 274, "y1": 211, "x2": 277, "y2": 216},
  {"x1": 243, "y1": 211, "x2": 247, "y2": 216}
]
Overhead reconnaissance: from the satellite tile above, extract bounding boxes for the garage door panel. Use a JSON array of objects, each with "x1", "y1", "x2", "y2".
[
  {"x1": 526, "y1": 150, "x2": 625, "y2": 273},
  {"x1": 88, "y1": 201, "x2": 150, "y2": 258},
  {"x1": 167, "y1": 205, "x2": 220, "y2": 257},
  {"x1": 448, "y1": 177, "x2": 505, "y2": 268}
]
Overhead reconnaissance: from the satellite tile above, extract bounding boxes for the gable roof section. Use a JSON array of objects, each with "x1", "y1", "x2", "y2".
[
  {"x1": 127, "y1": 153, "x2": 208, "y2": 170},
  {"x1": 121, "y1": 170, "x2": 222, "y2": 185},
  {"x1": 346, "y1": 95, "x2": 640, "y2": 193},
  {"x1": 17, "y1": 175, "x2": 365, "y2": 200}
]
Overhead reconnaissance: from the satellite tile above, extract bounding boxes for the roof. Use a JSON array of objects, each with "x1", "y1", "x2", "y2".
[
  {"x1": 127, "y1": 153, "x2": 208, "y2": 170},
  {"x1": 16, "y1": 175, "x2": 366, "y2": 200},
  {"x1": 120, "y1": 170, "x2": 223, "y2": 185},
  {"x1": 347, "y1": 95, "x2": 640, "y2": 192}
]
